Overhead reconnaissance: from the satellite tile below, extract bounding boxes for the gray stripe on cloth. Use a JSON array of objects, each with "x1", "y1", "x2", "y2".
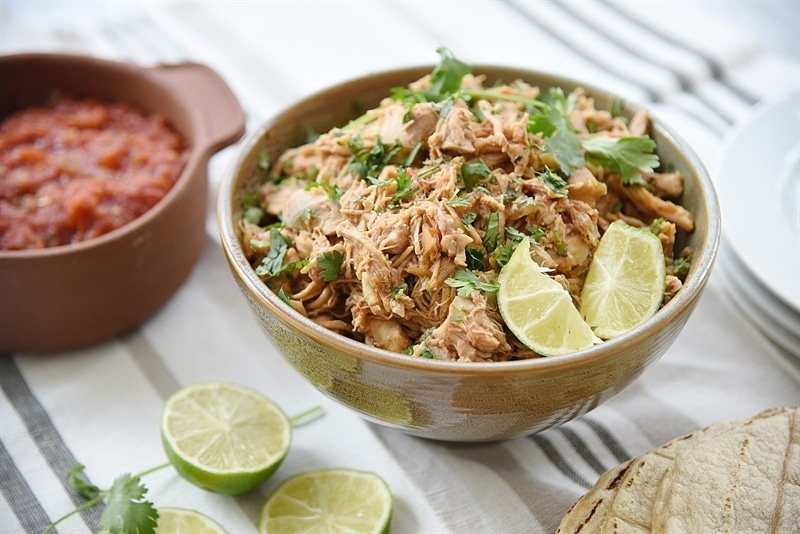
[
  {"x1": 558, "y1": 426, "x2": 611, "y2": 476},
  {"x1": 609, "y1": 381, "x2": 703, "y2": 446},
  {"x1": 122, "y1": 329, "x2": 181, "y2": 400},
  {"x1": 501, "y1": 0, "x2": 728, "y2": 134},
  {"x1": 0, "y1": 439, "x2": 52, "y2": 534},
  {"x1": 369, "y1": 424, "x2": 574, "y2": 533},
  {"x1": 530, "y1": 433, "x2": 592, "y2": 489},
  {"x1": 599, "y1": 0, "x2": 760, "y2": 105},
  {"x1": 579, "y1": 417, "x2": 631, "y2": 464},
  {"x1": 0, "y1": 354, "x2": 101, "y2": 532},
  {"x1": 550, "y1": 0, "x2": 739, "y2": 124}
]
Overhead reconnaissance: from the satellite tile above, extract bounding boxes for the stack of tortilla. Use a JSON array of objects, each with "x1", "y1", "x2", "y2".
[{"x1": 556, "y1": 407, "x2": 799, "y2": 533}]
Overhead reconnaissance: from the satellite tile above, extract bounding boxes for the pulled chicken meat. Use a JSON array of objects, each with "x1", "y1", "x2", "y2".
[{"x1": 241, "y1": 60, "x2": 693, "y2": 362}]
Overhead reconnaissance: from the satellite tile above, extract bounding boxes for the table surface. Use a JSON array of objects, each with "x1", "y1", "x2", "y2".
[{"x1": 2, "y1": 1, "x2": 799, "y2": 533}]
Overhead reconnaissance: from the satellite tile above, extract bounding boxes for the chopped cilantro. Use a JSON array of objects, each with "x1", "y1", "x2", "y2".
[
  {"x1": 483, "y1": 212, "x2": 500, "y2": 251},
  {"x1": 278, "y1": 288, "x2": 293, "y2": 306},
  {"x1": 461, "y1": 212, "x2": 477, "y2": 226},
  {"x1": 448, "y1": 194, "x2": 471, "y2": 208},
  {"x1": 258, "y1": 148, "x2": 270, "y2": 170},
  {"x1": 539, "y1": 167, "x2": 568, "y2": 195},
  {"x1": 389, "y1": 282, "x2": 408, "y2": 299},
  {"x1": 461, "y1": 159, "x2": 491, "y2": 191},
  {"x1": 465, "y1": 246, "x2": 485, "y2": 271},
  {"x1": 674, "y1": 257, "x2": 691, "y2": 279},
  {"x1": 428, "y1": 47, "x2": 472, "y2": 100},
  {"x1": 318, "y1": 250, "x2": 344, "y2": 282},
  {"x1": 445, "y1": 269, "x2": 500, "y2": 296},
  {"x1": 526, "y1": 225, "x2": 547, "y2": 243},
  {"x1": 504, "y1": 226, "x2": 527, "y2": 247},
  {"x1": 552, "y1": 229, "x2": 569, "y2": 257},
  {"x1": 389, "y1": 169, "x2": 420, "y2": 207},
  {"x1": 255, "y1": 229, "x2": 289, "y2": 278}
]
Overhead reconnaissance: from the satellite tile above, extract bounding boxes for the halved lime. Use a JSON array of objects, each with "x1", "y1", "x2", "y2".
[
  {"x1": 579, "y1": 220, "x2": 666, "y2": 339},
  {"x1": 259, "y1": 469, "x2": 393, "y2": 534},
  {"x1": 160, "y1": 382, "x2": 291, "y2": 495},
  {"x1": 497, "y1": 237, "x2": 601, "y2": 356},
  {"x1": 155, "y1": 507, "x2": 227, "y2": 534}
]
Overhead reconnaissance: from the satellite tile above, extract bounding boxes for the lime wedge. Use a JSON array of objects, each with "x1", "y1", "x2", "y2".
[
  {"x1": 498, "y1": 237, "x2": 600, "y2": 356},
  {"x1": 161, "y1": 382, "x2": 291, "y2": 495},
  {"x1": 579, "y1": 220, "x2": 666, "y2": 339},
  {"x1": 155, "y1": 507, "x2": 227, "y2": 534},
  {"x1": 259, "y1": 469, "x2": 393, "y2": 534}
]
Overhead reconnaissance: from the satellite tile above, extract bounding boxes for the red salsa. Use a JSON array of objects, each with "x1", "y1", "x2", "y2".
[{"x1": 0, "y1": 95, "x2": 187, "y2": 250}]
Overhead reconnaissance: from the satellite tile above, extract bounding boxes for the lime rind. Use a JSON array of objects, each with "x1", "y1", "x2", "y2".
[{"x1": 161, "y1": 382, "x2": 291, "y2": 495}]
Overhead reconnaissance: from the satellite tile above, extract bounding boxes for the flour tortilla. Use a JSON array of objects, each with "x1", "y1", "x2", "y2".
[
  {"x1": 555, "y1": 459, "x2": 633, "y2": 534},
  {"x1": 651, "y1": 406, "x2": 799, "y2": 533}
]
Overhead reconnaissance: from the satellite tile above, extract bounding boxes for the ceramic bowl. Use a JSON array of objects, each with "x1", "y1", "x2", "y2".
[
  {"x1": 0, "y1": 53, "x2": 245, "y2": 352},
  {"x1": 218, "y1": 66, "x2": 720, "y2": 441}
]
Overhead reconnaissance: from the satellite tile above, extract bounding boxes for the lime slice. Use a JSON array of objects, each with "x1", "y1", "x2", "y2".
[
  {"x1": 155, "y1": 507, "x2": 227, "y2": 534},
  {"x1": 161, "y1": 382, "x2": 291, "y2": 495},
  {"x1": 579, "y1": 220, "x2": 666, "y2": 339},
  {"x1": 497, "y1": 237, "x2": 600, "y2": 356},
  {"x1": 259, "y1": 469, "x2": 393, "y2": 534}
]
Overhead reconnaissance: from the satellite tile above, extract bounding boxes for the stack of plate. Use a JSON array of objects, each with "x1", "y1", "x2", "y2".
[{"x1": 715, "y1": 88, "x2": 800, "y2": 358}]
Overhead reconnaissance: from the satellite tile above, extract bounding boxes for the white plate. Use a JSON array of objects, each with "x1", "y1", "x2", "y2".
[
  {"x1": 716, "y1": 88, "x2": 800, "y2": 312},
  {"x1": 718, "y1": 258, "x2": 800, "y2": 359},
  {"x1": 720, "y1": 241, "x2": 800, "y2": 335}
]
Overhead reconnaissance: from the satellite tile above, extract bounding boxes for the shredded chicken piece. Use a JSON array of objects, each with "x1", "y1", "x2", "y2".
[{"x1": 242, "y1": 71, "x2": 694, "y2": 362}]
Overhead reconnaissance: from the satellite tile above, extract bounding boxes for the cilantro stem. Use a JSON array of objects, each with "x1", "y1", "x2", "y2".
[
  {"x1": 44, "y1": 495, "x2": 105, "y2": 534},
  {"x1": 290, "y1": 405, "x2": 325, "y2": 427},
  {"x1": 460, "y1": 89, "x2": 545, "y2": 109},
  {"x1": 134, "y1": 462, "x2": 171, "y2": 479}
]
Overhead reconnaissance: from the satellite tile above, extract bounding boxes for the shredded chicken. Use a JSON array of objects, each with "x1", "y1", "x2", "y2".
[{"x1": 241, "y1": 70, "x2": 694, "y2": 362}]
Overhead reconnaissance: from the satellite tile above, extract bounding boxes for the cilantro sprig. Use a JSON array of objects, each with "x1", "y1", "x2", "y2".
[
  {"x1": 45, "y1": 464, "x2": 167, "y2": 534},
  {"x1": 445, "y1": 269, "x2": 500, "y2": 296},
  {"x1": 318, "y1": 250, "x2": 344, "y2": 282}
]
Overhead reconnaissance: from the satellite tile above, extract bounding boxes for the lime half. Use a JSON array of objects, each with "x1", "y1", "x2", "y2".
[
  {"x1": 259, "y1": 469, "x2": 393, "y2": 534},
  {"x1": 579, "y1": 220, "x2": 667, "y2": 339},
  {"x1": 155, "y1": 507, "x2": 227, "y2": 534},
  {"x1": 498, "y1": 237, "x2": 601, "y2": 356},
  {"x1": 161, "y1": 382, "x2": 291, "y2": 495}
]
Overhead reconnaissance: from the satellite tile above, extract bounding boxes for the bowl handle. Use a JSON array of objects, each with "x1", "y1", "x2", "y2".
[{"x1": 147, "y1": 62, "x2": 246, "y2": 153}]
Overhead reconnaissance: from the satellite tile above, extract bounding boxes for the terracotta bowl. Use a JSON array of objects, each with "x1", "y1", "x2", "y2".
[
  {"x1": 218, "y1": 66, "x2": 720, "y2": 441},
  {"x1": 0, "y1": 53, "x2": 245, "y2": 352}
]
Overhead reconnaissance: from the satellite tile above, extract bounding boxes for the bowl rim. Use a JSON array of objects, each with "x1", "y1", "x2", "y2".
[
  {"x1": 218, "y1": 64, "x2": 721, "y2": 375},
  {"x1": 0, "y1": 53, "x2": 210, "y2": 259}
]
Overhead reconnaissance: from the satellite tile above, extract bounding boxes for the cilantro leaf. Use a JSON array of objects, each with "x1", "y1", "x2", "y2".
[
  {"x1": 445, "y1": 269, "x2": 500, "y2": 296},
  {"x1": 318, "y1": 250, "x2": 344, "y2": 282},
  {"x1": 465, "y1": 246, "x2": 485, "y2": 271},
  {"x1": 389, "y1": 169, "x2": 419, "y2": 207},
  {"x1": 98, "y1": 474, "x2": 158, "y2": 534},
  {"x1": 461, "y1": 159, "x2": 491, "y2": 191},
  {"x1": 483, "y1": 212, "x2": 500, "y2": 252},
  {"x1": 428, "y1": 47, "x2": 471, "y2": 100},
  {"x1": 582, "y1": 136, "x2": 659, "y2": 185},
  {"x1": 255, "y1": 229, "x2": 289, "y2": 278},
  {"x1": 66, "y1": 464, "x2": 102, "y2": 500},
  {"x1": 538, "y1": 168, "x2": 568, "y2": 195}
]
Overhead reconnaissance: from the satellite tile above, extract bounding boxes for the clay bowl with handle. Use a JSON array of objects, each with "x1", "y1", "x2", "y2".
[{"x1": 0, "y1": 53, "x2": 246, "y2": 352}]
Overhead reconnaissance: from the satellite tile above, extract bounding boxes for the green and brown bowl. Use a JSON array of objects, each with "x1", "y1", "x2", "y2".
[{"x1": 217, "y1": 66, "x2": 720, "y2": 442}]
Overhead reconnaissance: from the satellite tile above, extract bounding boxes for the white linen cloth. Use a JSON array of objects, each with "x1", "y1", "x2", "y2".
[{"x1": 1, "y1": 2, "x2": 798, "y2": 533}]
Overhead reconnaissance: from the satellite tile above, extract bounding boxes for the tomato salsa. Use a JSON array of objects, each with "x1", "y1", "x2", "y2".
[{"x1": 0, "y1": 95, "x2": 187, "y2": 250}]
